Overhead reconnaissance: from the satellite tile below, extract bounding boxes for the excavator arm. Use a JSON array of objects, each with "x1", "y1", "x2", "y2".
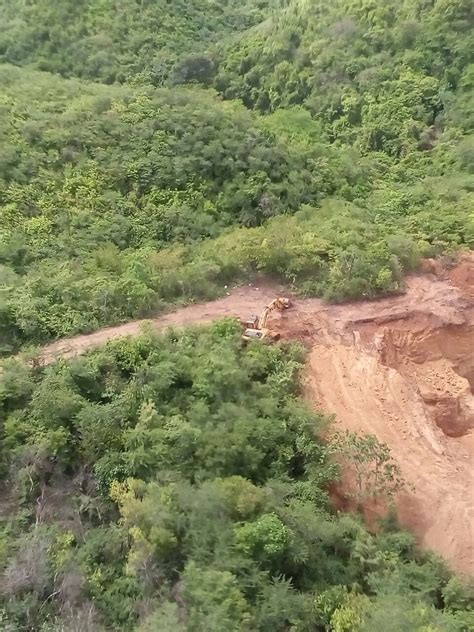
[
  {"x1": 257, "y1": 303, "x2": 273, "y2": 330},
  {"x1": 242, "y1": 297, "x2": 291, "y2": 342},
  {"x1": 257, "y1": 298, "x2": 291, "y2": 329},
  {"x1": 258, "y1": 309, "x2": 270, "y2": 329},
  {"x1": 243, "y1": 298, "x2": 291, "y2": 338}
]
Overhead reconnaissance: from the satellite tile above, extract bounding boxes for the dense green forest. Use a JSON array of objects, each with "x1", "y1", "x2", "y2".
[
  {"x1": 0, "y1": 0, "x2": 474, "y2": 353},
  {"x1": 0, "y1": 0, "x2": 473, "y2": 629},
  {"x1": 0, "y1": 0, "x2": 473, "y2": 353},
  {"x1": 0, "y1": 0, "x2": 279, "y2": 84},
  {"x1": 1, "y1": 324, "x2": 473, "y2": 630}
]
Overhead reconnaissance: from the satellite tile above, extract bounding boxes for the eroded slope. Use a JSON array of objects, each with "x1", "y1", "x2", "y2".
[{"x1": 278, "y1": 256, "x2": 474, "y2": 573}]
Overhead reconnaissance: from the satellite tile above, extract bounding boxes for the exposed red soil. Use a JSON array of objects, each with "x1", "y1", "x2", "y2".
[
  {"x1": 36, "y1": 254, "x2": 474, "y2": 573},
  {"x1": 277, "y1": 254, "x2": 474, "y2": 574}
]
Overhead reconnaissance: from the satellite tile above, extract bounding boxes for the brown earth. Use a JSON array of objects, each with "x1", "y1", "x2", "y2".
[
  {"x1": 277, "y1": 254, "x2": 474, "y2": 575},
  {"x1": 37, "y1": 255, "x2": 474, "y2": 573},
  {"x1": 38, "y1": 283, "x2": 284, "y2": 364}
]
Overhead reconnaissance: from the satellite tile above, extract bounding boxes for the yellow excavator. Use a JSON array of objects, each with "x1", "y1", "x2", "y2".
[{"x1": 241, "y1": 297, "x2": 292, "y2": 342}]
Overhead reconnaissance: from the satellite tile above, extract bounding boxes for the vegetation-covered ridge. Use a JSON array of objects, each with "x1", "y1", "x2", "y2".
[
  {"x1": 0, "y1": 0, "x2": 280, "y2": 85},
  {"x1": 0, "y1": 63, "x2": 472, "y2": 355},
  {"x1": 216, "y1": 0, "x2": 473, "y2": 134},
  {"x1": 0, "y1": 1, "x2": 473, "y2": 629},
  {"x1": 0, "y1": 0, "x2": 473, "y2": 355},
  {"x1": 0, "y1": 323, "x2": 473, "y2": 630}
]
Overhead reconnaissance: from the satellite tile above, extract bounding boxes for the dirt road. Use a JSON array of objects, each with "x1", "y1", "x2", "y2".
[
  {"x1": 37, "y1": 256, "x2": 474, "y2": 573},
  {"x1": 39, "y1": 284, "x2": 282, "y2": 363}
]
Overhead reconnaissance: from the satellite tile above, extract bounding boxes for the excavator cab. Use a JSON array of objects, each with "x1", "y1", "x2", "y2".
[
  {"x1": 241, "y1": 315, "x2": 259, "y2": 329},
  {"x1": 242, "y1": 328, "x2": 281, "y2": 342}
]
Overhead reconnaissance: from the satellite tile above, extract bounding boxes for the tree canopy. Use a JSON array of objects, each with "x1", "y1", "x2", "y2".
[
  {"x1": 0, "y1": 0, "x2": 276, "y2": 85},
  {"x1": 1, "y1": 324, "x2": 472, "y2": 630},
  {"x1": 0, "y1": 1, "x2": 472, "y2": 355},
  {"x1": 0, "y1": 0, "x2": 473, "y2": 628}
]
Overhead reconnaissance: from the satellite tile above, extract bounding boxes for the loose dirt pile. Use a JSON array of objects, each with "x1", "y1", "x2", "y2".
[{"x1": 36, "y1": 255, "x2": 474, "y2": 572}]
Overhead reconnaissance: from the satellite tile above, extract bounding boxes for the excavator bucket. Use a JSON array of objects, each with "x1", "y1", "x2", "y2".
[{"x1": 277, "y1": 298, "x2": 292, "y2": 309}]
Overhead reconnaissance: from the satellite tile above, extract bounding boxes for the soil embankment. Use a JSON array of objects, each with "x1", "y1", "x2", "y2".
[
  {"x1": 277, "y1": 254, "x2": 474, "y2": 574},
  {"x1": 37, "y1": 255, "x2": 474, "y2": 573}
]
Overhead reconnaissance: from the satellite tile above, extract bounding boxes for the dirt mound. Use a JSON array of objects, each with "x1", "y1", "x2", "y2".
[
  {"x1": 376, "y1": 325, "x2": 474, "y2": 437},
  {"x1": 35, "y1": 253, "x2": 474, "y2": 573}
]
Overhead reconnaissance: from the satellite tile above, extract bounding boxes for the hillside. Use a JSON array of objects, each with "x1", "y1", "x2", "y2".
[
  {"x1": 0, "y1": 0, "x2": 473, "y2": 630},
  {"x1": 216, "y1": 0, "x2": 473, "y2": 125},
  {"x1": 29, "y1": 256, "x2": 474, "y2": 574},
  {"x1": 0, "y1": 0, "x2": 276, "y2": 84},
  {"x1": 0, "y1": 1, "x2": 472, "y2": 356},
  {"x1": 0, "y1": 64, "x2": 317, "y2": 352}
]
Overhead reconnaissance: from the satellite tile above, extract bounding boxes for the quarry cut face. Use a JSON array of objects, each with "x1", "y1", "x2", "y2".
[{"x1": 286, "y1": 254, "x2": 474, "y2": 574}]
